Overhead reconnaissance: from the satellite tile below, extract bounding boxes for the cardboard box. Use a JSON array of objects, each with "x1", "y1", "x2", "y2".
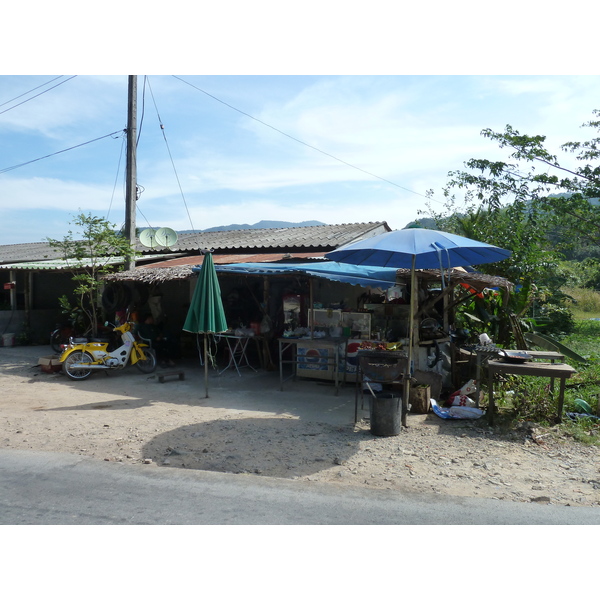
[
  {"x1": 410, "y1": 384, "x2": 431, "y2": 413},
  {"x1": 38, "y1": 355, "x2": 62, "y2": 374}
]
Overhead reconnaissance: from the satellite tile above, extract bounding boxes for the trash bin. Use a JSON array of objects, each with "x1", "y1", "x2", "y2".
[
  {"x1": 370, "y1": 392, "x2": 401, "y2": 436},
  {"x1": 2, "y1": 333, "x2": 15, "y2": 347}
]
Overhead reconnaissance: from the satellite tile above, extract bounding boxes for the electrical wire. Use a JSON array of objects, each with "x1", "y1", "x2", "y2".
[
  {"x1": 0, "y1": 75, "x2": 77, "y2": 116},
  {"x1": 172, "y1": 75, "x2": 431, "y2": 200},
  {"x1": 106, "y1": 132, "x2": 127, "y2": 221},
  {"x1": 147, "y1": 76, "x2": 196, "y2": 232},
  {"x1": 137, "y1": 76, "x2": 146, "y2": 147},
  {"x1": 0, "y1": 75, "x2": 67, "y2": 108},
  {"x1": 0, "y1": 129, "x2": 125, "y2": 174}
]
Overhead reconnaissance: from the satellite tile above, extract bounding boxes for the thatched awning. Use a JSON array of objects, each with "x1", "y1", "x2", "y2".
[
  {"x1": 103, "y1": 265, "x2": 195, "y2": 284},
  {"x1": 103, "y1": 263, "x2": 512, "y2": 291},
  {"x1": 400, "y1": 268, "x2": 512, "y2": 292}
]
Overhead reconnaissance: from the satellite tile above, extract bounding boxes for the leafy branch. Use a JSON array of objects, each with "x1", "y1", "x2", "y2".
[{"x1": 47, "y1": 213, "x2": 137, "y2": 335}]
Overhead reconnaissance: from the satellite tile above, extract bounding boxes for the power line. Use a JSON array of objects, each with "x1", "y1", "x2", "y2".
[
  {"x1": 0, "y1": 129, "x2": 125, "y2": 174},
  {"x1": 147, "y1": 76, "x2": 196, "y2": 232},
  {"x1": 0, "y1": 75, "x2": 66, "y2": 108},
  {"x1": 105, "y1": 132, "x2": 127, "y2": 222},
  {"x1": 172, "y1": 75, "x2": 431, "y2": 200},
  {"x1": 0, "y1": 75, "x2": 77, "y2": 116}
]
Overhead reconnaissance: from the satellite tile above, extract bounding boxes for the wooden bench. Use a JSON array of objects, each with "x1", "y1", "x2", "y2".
[{"x1": 157, "y1": 370, "x2": 185, "y2": 383}]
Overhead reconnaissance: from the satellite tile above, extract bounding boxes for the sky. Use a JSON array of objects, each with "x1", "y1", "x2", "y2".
[
  {"x1": 1, "y1": 2, "x2": 596, "y2": 579},
  {"x1": 1, "y1": 6, "x2": 598, "y2": 247}
]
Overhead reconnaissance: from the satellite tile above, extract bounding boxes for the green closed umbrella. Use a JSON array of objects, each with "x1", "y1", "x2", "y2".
[{"x1": 183, "y1": 252, "x2": 228, "y2": 397}]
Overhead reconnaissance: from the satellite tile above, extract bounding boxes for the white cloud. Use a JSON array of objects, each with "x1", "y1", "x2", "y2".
[
  {"x1": 0, "y1": 76, "x2": 126, "y2": 140},
  {"x1": 3, "y1": 74, "x2": 600, "y2": 245},
  {"x1": 0, "y1": 176, "x2": 119, "y2": 214}
]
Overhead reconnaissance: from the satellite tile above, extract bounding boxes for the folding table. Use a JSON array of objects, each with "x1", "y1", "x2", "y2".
[{"x1": 217, "y1": 334, "x2": 257, "y2": 376}]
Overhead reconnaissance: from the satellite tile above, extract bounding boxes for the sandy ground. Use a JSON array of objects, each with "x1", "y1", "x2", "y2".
[{"x1": 1, "y1": 344, "x2": 599, "y2": 507}]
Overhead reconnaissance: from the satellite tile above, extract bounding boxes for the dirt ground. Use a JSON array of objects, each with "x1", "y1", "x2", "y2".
[{"x1": 1, "y1": 345, "x2": 599, "y2": 508}]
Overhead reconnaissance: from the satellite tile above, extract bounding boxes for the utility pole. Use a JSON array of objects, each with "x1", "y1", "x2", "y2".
[{"x1": 124, "y1": 75, "x2": 137, "y2": 271}]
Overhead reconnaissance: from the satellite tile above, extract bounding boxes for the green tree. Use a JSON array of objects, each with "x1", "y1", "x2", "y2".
[
  {"x1": 441, "y1": 110, "x2": 600, "y2": 254},
  {"x1": 47, "y1": 213, "x2": 137, "y2": 336},
  {"x1": 425, "y1": 183, "x2": 560, "y2": 286},
  {"x1": 424, "y1": 111, "x2": 600, "y2": 292},
  {"x1": 421, "y1": 113, "x2": 600, "y2": 343}
]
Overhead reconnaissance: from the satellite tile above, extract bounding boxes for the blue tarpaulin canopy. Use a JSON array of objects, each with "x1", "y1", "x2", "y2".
[{"x1": 210, "y1": 261, "x2": 399, "y2": 289}]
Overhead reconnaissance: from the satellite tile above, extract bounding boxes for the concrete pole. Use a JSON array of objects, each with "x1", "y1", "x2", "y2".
[{"x1": 124, "y1": 75, "x2": 137, "y2": 271}]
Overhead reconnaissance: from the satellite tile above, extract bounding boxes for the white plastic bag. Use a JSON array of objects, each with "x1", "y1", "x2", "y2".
[
  {"x1": 448, "y1": 405, "x2": 484, "y2": 419},
  {"x1": 431, "y1": 398, "x2": 484, "y2": 420},
  {"x1": 449, "y1": 379, "x2": 477, "y2": 407}
]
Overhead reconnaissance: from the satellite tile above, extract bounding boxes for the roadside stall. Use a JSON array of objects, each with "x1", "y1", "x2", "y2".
[
  {"x1": 214, "y1": 260, "x2": 512, "y2": 396},
  {"x1": 214, "y1": 261, "x2": 400, "y2": 391}
]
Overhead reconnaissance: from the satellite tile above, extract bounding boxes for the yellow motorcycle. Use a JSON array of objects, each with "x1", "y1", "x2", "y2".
[{"x1": 60, "y1": 321, "x2": 157, "y2": 381}]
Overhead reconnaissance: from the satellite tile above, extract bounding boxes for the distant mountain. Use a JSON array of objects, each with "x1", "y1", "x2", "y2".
[{"x1": 178, "y1": 220, "x2": 325, "y2": 233}]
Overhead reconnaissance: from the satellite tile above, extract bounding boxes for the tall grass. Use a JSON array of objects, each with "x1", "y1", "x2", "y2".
[
  {"x1": 557, "y1": 317, "x2": 600, "y2": 442},
  {"x1": 563, "y1": 287, "x2": 600, "y2": 319}
]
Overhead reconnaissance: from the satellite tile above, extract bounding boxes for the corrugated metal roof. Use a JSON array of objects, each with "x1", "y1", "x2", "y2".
[
  {"x1": 162, "y1": 222, "x2": 390, "y2": 253},
  {"x1": 138, "y1": 252, "x2": 327, "y2": 269},
  {"x1": 0, "y1": 254, "x2": 174, "y2": 271},
  {"x1": 103, "y1": 253, "x2": 329, "y2": 283},
  {"x1": 0, "y1": 242, "x2": 64, "y2": 265},
  {"x1": 0, "y1": 222, "x2": 390, "y2": 266}
]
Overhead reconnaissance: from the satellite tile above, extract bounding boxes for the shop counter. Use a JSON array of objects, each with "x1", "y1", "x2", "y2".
[{"x1": 278, "y1": 337, "x2": 348, "y2": 395}]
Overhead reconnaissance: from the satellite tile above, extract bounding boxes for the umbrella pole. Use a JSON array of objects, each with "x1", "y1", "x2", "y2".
[
  {"x1": 204, "y1": 334, "x2": 209, "y2": 398},
  {"x1": 403, "y1": 256, "x2": 417, "y2": 427}
]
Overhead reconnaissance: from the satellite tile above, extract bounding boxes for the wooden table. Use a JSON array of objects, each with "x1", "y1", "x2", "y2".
[
  {"x1": 474, "y1": 349, "x2": 565, "y2": 407},
  {"x1": 487, "y1": 359, "x2": 576, "y2": 425}
]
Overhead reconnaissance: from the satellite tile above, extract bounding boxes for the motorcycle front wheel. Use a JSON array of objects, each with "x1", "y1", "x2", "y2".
[
  {"x1": 63, "y1": 350, "x2": 94, "y2": 381},
  {"x1": 135, "y1": 348, "x2": 157, "y2": 373}
]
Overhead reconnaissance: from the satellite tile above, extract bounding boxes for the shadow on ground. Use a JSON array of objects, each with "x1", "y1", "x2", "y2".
[
  {"x1": 415, "y1": 410, "x2": 532, "y2": 446},
  {"x1": 142, "y1": 417, "x2": 365, "y2": 479}
]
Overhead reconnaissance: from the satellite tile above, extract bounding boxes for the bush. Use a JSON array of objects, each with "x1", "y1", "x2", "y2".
[
  {"x1": 536, "y1": 304, "x2": 575, "y2": 335},
  {"x1": 496, "y1": 377, "x2": 557, "y2": 424}
]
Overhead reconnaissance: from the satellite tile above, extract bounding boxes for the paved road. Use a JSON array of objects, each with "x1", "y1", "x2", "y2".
[{"x1": 1, "y1": 449, "x2": 598, "y2": 525}]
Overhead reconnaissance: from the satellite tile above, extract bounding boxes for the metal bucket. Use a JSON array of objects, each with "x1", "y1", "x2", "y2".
[{"x1": 370, "y1": 393, "x2": 401, "y2": 436}]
